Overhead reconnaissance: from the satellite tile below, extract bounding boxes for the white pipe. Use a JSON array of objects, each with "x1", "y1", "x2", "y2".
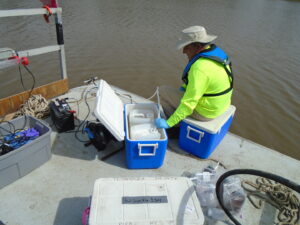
[
  {"x1": 0, "y1": 8, "x2": 62, "y2": 18},
  {"x1": 17, "y1": 45, "x2": 61, "y2": 58}
]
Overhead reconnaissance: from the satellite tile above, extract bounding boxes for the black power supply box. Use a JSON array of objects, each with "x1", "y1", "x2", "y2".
[{"x1": 49, "y1": 98, "x2": 75, "y2": 133}]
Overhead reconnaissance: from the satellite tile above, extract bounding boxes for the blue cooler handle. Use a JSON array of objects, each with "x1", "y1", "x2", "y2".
[
  {"x1": 187, "y1": 126, "x2": 204, "y2": 143},
  {"x1": 138, "y1": 143, "x2": 158, "y2": 156}
]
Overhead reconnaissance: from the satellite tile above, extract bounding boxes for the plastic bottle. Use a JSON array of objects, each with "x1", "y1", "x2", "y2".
[
  {"x1": 130, "y1": 123, "x2": 161, "y2": 140},
  {"x1": 129, "y1": 109, "x2": 154, "y2": 125},
  {"x1": 207, "y1": 207, "x2": 226, "y2": 221}
]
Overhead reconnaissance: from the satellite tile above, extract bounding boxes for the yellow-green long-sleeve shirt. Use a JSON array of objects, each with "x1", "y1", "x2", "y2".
[{"x1": 166, "y1": 58, "x2": 232, "y2": 127}]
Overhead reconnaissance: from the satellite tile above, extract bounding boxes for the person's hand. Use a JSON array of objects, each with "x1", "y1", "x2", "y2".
[
  {"x1": 155, "y1": 118, "x2": 170, "y2": 129},
  {"x1": 179, "y1": 86, "x2": 185, "y2": 92}
]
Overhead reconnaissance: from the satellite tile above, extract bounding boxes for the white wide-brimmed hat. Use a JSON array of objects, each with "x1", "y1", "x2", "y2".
[{"x1": 176, "y1": 26, "x2": 217, "y2": 50}]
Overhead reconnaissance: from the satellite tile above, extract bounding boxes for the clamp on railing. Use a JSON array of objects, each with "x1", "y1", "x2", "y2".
[{"x1": 42, "y1": 5, "x2": 53, "y2": 23}]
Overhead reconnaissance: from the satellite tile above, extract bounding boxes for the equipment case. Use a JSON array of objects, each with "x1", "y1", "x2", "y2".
[{"x1": 94, "y1": 80, "x2": 168, "y2": 169}]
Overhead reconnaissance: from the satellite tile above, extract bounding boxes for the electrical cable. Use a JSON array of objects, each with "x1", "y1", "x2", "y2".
[
  {"x1": 22, "y1": 65, "x2": 36, "y2": 98},
  {"x1": 0, "y1": 116, "x2": 33, "y2": 156},
  {"x1": 15, "y1": 64, "x2": 47, "y2": 120},
  {"x1": 115, "y1": 91, "x2": 134, "y2": 103},
  {"x1": 66, "y1": 97, "x2": 81, "y2": 118},
  {"x1": 14, "y1": 114, "x2": 27, "y2": 133},
  {"x1": 18, "y1": 64, "x2": 26, "y2": 91},
  {"x1": 0, "y1": 120, "x2": 16, "y2": 135},
  {"x1": 17, "y1": 63, "x2": 36, "y2": 98},
  {"x1": 47, "y1": 83, "x2": 97, "y2": 139},
  {"x1": 215, "y1": 169, "x2": 300, "y2": 225},
  {"x1": 1, "y1": 54, "x2": 41, "y2": 154},
  {"x1": 74, "y1": 86, "x2": 98, "y2": 143},
  {"x1": 0, "y1": 120, "x2": 17, "y2": 151}
]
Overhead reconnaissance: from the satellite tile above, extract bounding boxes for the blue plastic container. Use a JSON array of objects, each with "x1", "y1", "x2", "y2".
[
  {"x1": 179, "y1": 105, "x2": 236, "y2": 159},
  {"x1": 125, "y1": 104, "x2": 168, "y2": 169}
]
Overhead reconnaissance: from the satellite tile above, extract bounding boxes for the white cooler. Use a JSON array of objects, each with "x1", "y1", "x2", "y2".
[
  {"x1": 88, "y1": 177, "x2": 205, "y2": 225},
  {"x1": 94, "y1": 80, "x2": 168, "y2": 169}
]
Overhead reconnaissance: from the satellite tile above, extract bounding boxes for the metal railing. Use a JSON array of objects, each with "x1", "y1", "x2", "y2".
[{"x1": 0, "y1": 7, "x2": 67, "y2": 79}]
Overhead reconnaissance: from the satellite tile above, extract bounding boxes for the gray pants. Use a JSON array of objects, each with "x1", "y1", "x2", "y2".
[{"x1": 158, "y1": 85, "x2": 213, "y2": 122}]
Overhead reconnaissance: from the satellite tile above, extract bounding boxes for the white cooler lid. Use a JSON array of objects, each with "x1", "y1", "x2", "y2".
[
  {"x1": 89, "y1": 177, "x2": 204, "y2": 225},
  {"x1": 94, "y1": 79, "x2": 125, "y2": 141},
  {"x1": 183, "y1": 105, "x2": 236, "y2": 134}
]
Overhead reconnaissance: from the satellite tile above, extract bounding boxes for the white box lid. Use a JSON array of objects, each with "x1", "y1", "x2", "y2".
[
  {"x1": 89, "y1": 177, "x2": 204, "y2": 225},
  {"x1": 183, "y1": 105, "x2": 236, "y2": 134},
  {"x1": 94, "y1": 79, "x2": 125, "y2": 141}
]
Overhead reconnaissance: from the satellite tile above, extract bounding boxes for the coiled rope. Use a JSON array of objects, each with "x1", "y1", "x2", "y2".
[
  {"x1": 242, "y1": 177, "x2": 300, "y2": 225},
  {"x1": 215, "y1": 169, "x2": 300, "y2": 225},
  {"x1": 13, "y1": 94, "x2": 49, "y2": 119}
]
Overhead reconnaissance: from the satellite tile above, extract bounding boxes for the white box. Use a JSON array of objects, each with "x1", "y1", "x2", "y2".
[{"x1": 89, "y1": 177, "x2": 204, "y2": 225}]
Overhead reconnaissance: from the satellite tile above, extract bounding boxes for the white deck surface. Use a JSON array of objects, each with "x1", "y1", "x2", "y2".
[{"x1": 0, "y1": 84, "x2": 299, "y2": 225}]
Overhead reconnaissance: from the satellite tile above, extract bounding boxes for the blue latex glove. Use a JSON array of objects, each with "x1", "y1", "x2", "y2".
[
  {"x1": 155, "y1": 118, "x2": 170, "y2": 129},
  {"x1": 179, "y1": 86, "x2": 186, "y2": 92}
]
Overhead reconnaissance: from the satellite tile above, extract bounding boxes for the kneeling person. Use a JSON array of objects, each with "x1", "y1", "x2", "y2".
[{"x1": 155, "y1": 25, "x2": 234, "y2": 132}]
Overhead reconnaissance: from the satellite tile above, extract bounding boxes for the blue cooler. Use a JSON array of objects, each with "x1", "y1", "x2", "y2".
[
  {"x1": 124, "y1": 104, "x2": 168, "y2": 169},
  {"x1": 94, "y1": 80, "x2": 168, "y2": 169},
  {"x1": 179, "y1": 105, "x2": 236, "y2": 159}
]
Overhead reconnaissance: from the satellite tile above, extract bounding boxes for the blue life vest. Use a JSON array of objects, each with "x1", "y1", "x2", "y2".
[{"x1": 182, "y1": 44, "x2": 233, "y2": 97}]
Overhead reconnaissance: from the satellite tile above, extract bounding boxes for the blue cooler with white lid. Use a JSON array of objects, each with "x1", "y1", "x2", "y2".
[
  {"x1": 179, "y1": 105, "x2": 236, "y2": 159},
  {"x1": 94, "y1": 80, "x2": 168, "y2": 169}
]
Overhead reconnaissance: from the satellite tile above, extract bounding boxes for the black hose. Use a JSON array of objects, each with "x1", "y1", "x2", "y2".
[{"x1": 215, "y1": 169, "x2": 300, "y2": 225}]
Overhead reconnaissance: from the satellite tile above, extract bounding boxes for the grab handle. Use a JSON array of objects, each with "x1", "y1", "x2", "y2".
[
  {"x1": 187, "y1": 126, "x2": 204, "y2": 143},
  {"x1": 138, "y1": 143, "x2": 158, "y2": 156}
]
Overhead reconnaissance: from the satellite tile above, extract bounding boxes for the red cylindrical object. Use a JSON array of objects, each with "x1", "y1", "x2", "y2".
[
  {"x1": 21, "y1": 57, "x2": 29, "y2": 66},
  {"x1": 8, "y1": 56, "x2": 20, "y2": 63}
]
